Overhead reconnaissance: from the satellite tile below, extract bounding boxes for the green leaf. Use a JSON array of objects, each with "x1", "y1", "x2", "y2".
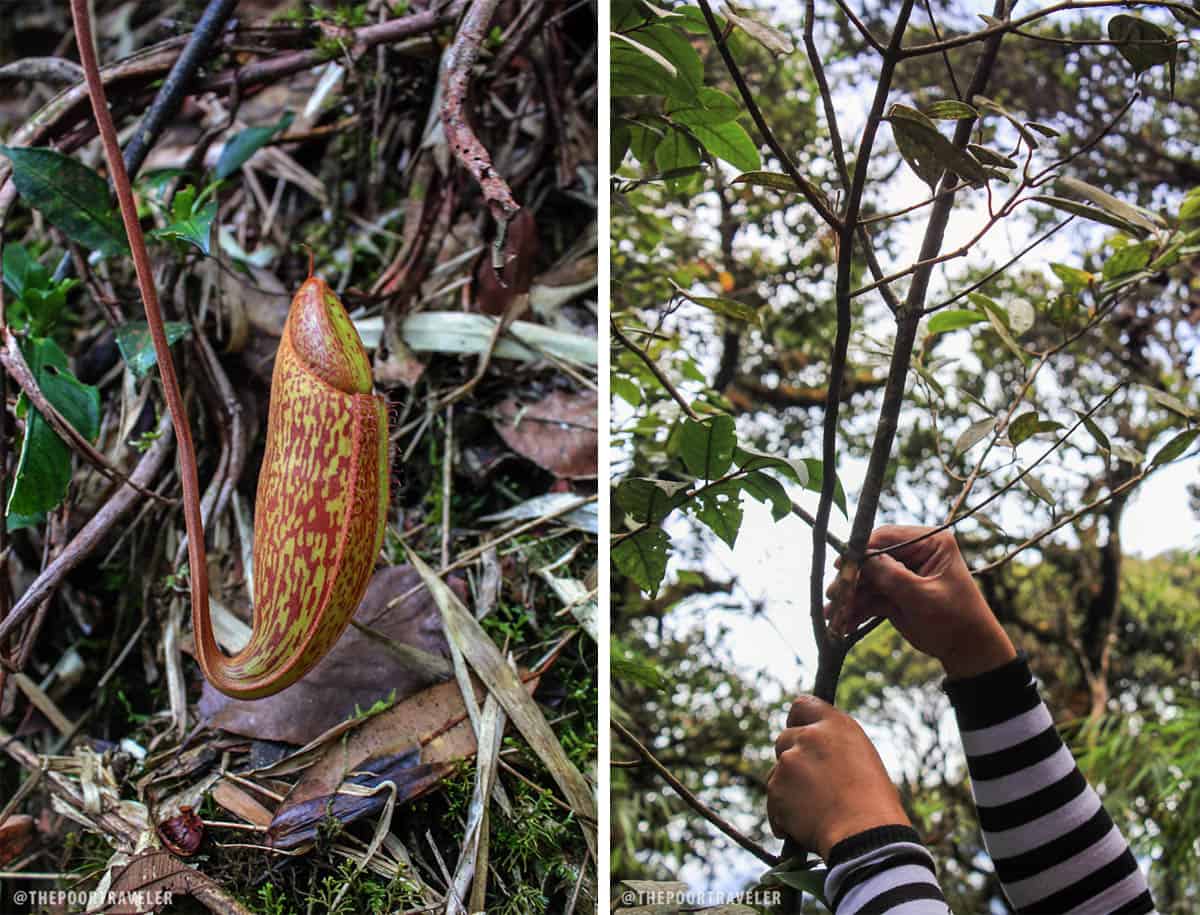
[
  {"x1": 1102, "y1": 240, "x2": 1154, "y2": 279},
  {"x1": 1074, "y1": 409, "x2": 1111, "y2": 453},
  {"x1": 1050, "y1": 262, "x2": 1094, "y2": 292},
  {"x1": 612, "y1": 23, "x2": 703, "y2": 101},
  {"x1": 1143, "y1": 386, "x2": 1197, "y2": 420},
  {"x1": 967, "y1": 144, "x2": 1017, "y2": 169},
  {"x1": 1025, "y1": 122, "x2": 1060, "y2": 140},
  {"x1": 151, "y1": 184, "x2": 218, "y2": 256},
  {"x1": 734, "y1": 446, "x2": 807, "y2": 485},
  {"x1": 654, "y1": 126, "x2": 701, "y2": 175},
  {"x1": 1151, "y1": 428, "x2": 1199, "y2": 467},
  {"x1": 691, "y1": 480, "x2": 743, "y2": 547},
  {"x1": 114, "y1": 320, "x2": 192, "y2": 378},
  {"x1": 667, "y1": 87, "x2": 741, "y2": 128},
  {"x1": 802, "y1": 459, "x2": 847, "y2": 517},
  {"x1": 2, "y1": 244, "x2": 78, "y2": 335},
  {"x1": 1055, "y1": 176, "x2": 1165, "y2": 235},
  {"x1": 924, "y1": 99, "x2": 979, "y2": 120},
  {"x1": 613, "y1": 526, "x2": 670, "y2": 594},
  {"x1": 927, "y1": 309, "x2": 986, "y2": 335},
  {"x1": 1023, "y1": 471, "x2": 1056, "y2": 507},
  {"x1": 0, "y1": 146, "x2": 128, "y2": 256},
  {"x1": 627, "y1": 123, "x2": 664, "y2": 166},
  {"x1": 730, "y1": 170, "x2": 800, "y2": 193},
  {"x1": 687, "y1": 294, "x2": 759, "y2": 324},
  {"x1": 611, "y1": 122, "x2": 632, "y2": 169},
  {"x1": 1180, "y1": 187, "x2": 1200, "y2": 225},
  {"x1": 688, "y1": 120, "x2": 761, "y2": 172},
  {"x1": 886, "y1": 104, "x2": 989, "y2": 189},
  {"x1": 723, "y1": 7, "x2": 795, "y2": 54},
  {"x1": 1107, "y1": 14, "x2": 1175, "y2": 74},
  {"x1": 1009, "y1": 411, "x2": 1063, "y2": 445},
  {"x1": 1032, "y1": 195, "x2": 1147, "y2": 237},
  {"x1": 972, "y1": 95, "x2": 1040, "y2": 148},
  {"x1": 611, "y1": 375, "x2": 642, "y2": 406},
  {"x1": 739, "y1": 471, "x2": 791, "y2": 521},
  {"x1": 2, "y1": 243, "x2": 46, "y2": 300},
  {"x1": 679, "y1": 415, "x2": 736, "y2": 479},
  {"x1": 762, "y1": 858, "x2": 830, "y2": 906},
  {"x1": 6, "y1": 338, "x2": 101, "y2": 523},
  {"x1": 615, "y1": 477, "x2": 689, "y2": 523},
  {"x1": 954, "y1": 416, "x2": 995, "y2": 455},
  {"x1": 970, "y1": 293, "x2": 1029, "y2": 362},
  {"x1": 1111, "y1": 442, "x2": 1144, "y2": 465},
  {"x1": 215, "y1": 112, "x2": 294, "y2": 179}
]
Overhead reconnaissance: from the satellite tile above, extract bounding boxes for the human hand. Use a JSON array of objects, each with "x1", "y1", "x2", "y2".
[
  {"x1": 827, "y1": 526, "x2": 1016, "y2": 679},
  {"x1": 767, "y1": 696, "x2": 910, "y2": 860}
]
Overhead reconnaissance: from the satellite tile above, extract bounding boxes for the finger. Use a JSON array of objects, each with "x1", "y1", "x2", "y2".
[
  {"x1": 774, "y1": 729, "x2": 799, "y2": 758},
  {"x1": 859, "y1": 551, "x2": 929, "y2": 606},
  {"x1": 767, "y1": 805, "x2": 785, "y2": 839},
  {"x1": 786, "y1": 695, "x2": 831, "y2": 727},
  {"x1": 867, "y1": 525, "x2": 942, "y2": 566}
]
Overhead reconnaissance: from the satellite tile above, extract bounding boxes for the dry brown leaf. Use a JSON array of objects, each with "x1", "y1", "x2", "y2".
[
  {"x1": 0, "y1": 813, "x2": 35, "y2": 864},
  {"x1": 198, "y1": 566, "x2": 452, "y2": 745},
  {"x1": 266, "y1": 671, "x2": 539, "y2": 849},
  {"x1": 88, "y1": 851, "x2": 252, "y2": 914},
  {"x1": 493, "y1": 388, "x2": 598, "y2": 479}
]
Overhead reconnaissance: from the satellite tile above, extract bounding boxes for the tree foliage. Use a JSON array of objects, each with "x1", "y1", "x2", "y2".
[{"x1": 611, "y1": 1, "x2": 1199, "y2": 910}]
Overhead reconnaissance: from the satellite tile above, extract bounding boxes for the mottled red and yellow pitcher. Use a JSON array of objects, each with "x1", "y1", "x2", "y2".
[{"x1": 194, "y1": 274, "x2": 388, "y2": 698}]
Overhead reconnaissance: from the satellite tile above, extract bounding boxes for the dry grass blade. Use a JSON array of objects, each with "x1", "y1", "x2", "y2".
[
  {"x1": 405, "y1": 547, "x2": 598, "y2": 855},
  {"x1": 447, "y1": 693, "x2": 505, "y2": 914}
]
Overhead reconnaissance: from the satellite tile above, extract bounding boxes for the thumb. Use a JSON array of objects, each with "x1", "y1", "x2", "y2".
[
  {"x1": 786, "y1": 694, "x2": 832, "y2": 727},
  {"x1": 860, "y1": 552, "x2": 929, "y2": 608}
]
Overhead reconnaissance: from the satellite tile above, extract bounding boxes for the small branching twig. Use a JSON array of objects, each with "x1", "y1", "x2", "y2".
[
  {"x1": 694, "y1": 0, "x2": 841, "y2": 231},
  {"x1": 613, "y1": 719, "x2": 780, "y2": 866}
]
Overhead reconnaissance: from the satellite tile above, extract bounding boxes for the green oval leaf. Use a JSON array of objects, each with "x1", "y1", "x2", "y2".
[
  {"x1": 739, "y1": 470, "x2": 792, "y2": 521},
  {"x1": 6, "y1": 338, "x2": 101, "y2": 525},
  {"x1": 215, "y1": 112, "x2": 295, "y2": 180},
  {"x1": 0, "y1": 146, "x2": 128, "y2": 256},
  {"x1": 730, "y1": 170, "x2": 800, "y2": 192},
  {"x1": 690, "y1": 480, "x2": 744, "y2": 547},
  {"x1": 927, "y1": 309, "x2": 986, "y2": 335},
  {"x1": 114, "y1": 320, "x2": 193, "y2": 378},
  {"x1": 954, "y1": 417, "x2": 995, "y2": 455},
  {"x1": 688, "y1": 120, "x2": 761, "y2": 172},
  {"x1": 1151, "y1": 428, "x2": 1199, "y2": 467},
  {"x1": 615, "y1": 477, "x2": 689, "y2": 523},
  {"x1": 679, "y1": 415, "x2": 736, "y2": 479},
  {"x1": 613, "y1": 526, "x2": 671, "y2": 594},
  {"x1": 1107, "y1": 14, "x2": 1175, "y2": 74},
  {"x1": 924, "y1": 99, "x2": 979, "y2": 120}
]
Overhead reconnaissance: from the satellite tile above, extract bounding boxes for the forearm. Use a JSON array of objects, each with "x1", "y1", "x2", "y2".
[
  {"x1": 946, "y1": 653, "x2": 1156, "y2": 914},
  {"x1": 823, "y1": 826, "x2": 950, "y2": 914}
]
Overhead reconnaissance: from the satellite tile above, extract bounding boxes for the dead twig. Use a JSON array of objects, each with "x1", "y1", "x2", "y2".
[{"x1": 441, "y1": 0, "x2": 522, "y2": 226}]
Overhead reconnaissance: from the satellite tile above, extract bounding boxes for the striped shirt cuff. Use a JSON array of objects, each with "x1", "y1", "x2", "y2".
[
  {"x1": 824, "y1": 826, "x2": 950, "y2": 915},
  {"x1": 944, "y1": 653, "x2": 1157, "y2": 914}
]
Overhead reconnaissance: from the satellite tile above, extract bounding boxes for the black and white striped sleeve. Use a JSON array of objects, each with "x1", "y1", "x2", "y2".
[
  {"x1": 822, "y1": 825, "x2": 951, "y2": 914},
  {"x1": 945, "y1": 653, "x2": 1157, "y2": 915}
]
